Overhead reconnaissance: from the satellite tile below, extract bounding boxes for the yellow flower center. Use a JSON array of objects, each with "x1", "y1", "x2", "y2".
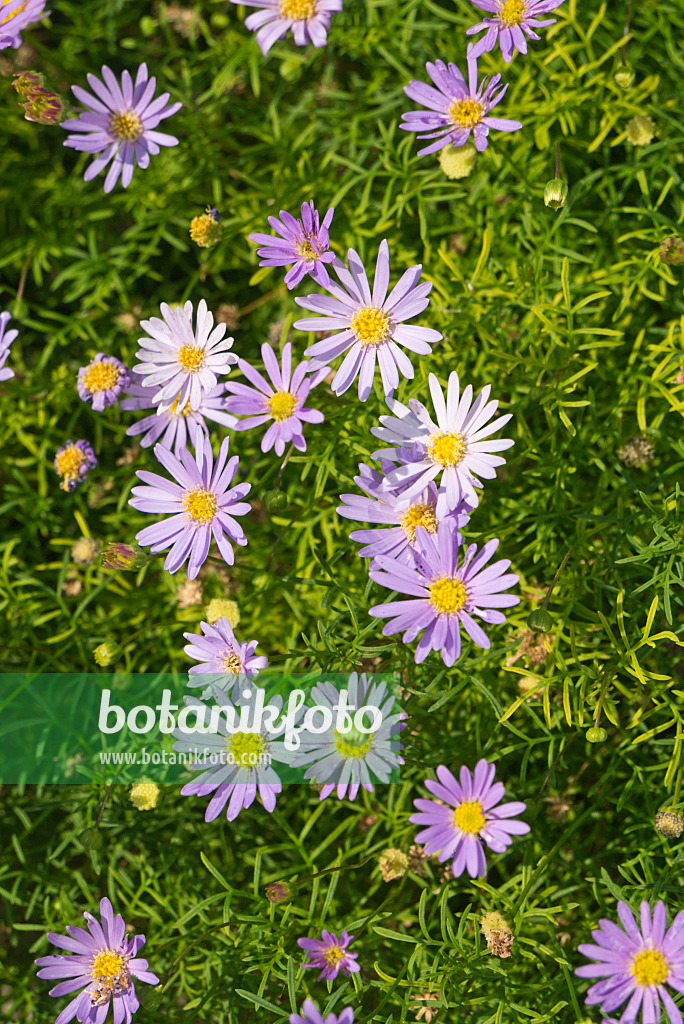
[
  {"x1": 81, "y1": 360, "x2": 120, "y2": 394},
  {"x1": 227, "y1": 731, "x2": 266, "y2": 767},
  {"x1": 427, "y1": 431, "x2": 467, "y2": 467},
  {"x1": 183, "y1": 487, "x2": 218, "y2": 524},
  {"x1": 334, "y1": 726, "x2": 374, "y2": 759},
  {"x1": 297, "y1": 240, "x2": 318, "y2": 260},
  {"x1": 223, "y1": 652, "x2": 243, "y2": 673},
  {"x1": 453, "y1": 800, "x2": 486, "y2": 834},
  {"x1": 55, "y1": 445, "x2": 86, "y2": 479},
  {"x1": 430, "y1": 577, "x2": 467, "y2": 615},
  {"x1": 499, "y1": 0, "x2": 526, "y2": 25},
  {"x1": 449, "y1": 99, "x2": 484, "y2": 130},
  {"x1": 178, "y1": 345, "x2": 205, "y2": 372},
  {"x1": 169, "y1": 393, "x2": 192, "y2": 417},
  {"x1": 630, "y1": 949, "x2": 669, "y2": 987},
  {"x1": 279, "y1": 0, "x2": 317, "y2": 18},
  {"x1": 350, "y1": 305, "x2": 391, "y2": 347},
  {"x1": 109, "y1": 111, "x2": 143, "y2": 141},
  {"x1": 399, "y1": 502, "x2": 438, "y2": 542},
  {"x1": 91, "y1": 950, "x2": 126, "y2": 981},
  {"x1": 1, "y1": 0, "x2": 27, "y2": 24},
  {"x1": 324, "y1": 945, "x2": 346, "y2": 966},
  {"x1": 269, "y1": 391, "x2": 298, "y2": 421}
]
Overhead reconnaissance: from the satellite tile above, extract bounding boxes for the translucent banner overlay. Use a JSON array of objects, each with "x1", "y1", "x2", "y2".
[{"x1": 0, "y1": 672, "x2": 403, "y2": 785}]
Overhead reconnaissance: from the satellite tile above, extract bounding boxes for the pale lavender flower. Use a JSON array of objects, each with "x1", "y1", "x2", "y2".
[
  {"x1": 294, "y1": 240, "x2": 442, "y2": 402},
  {"x1": 224, "y1": 342, "x2": 329, "y2": 456},
  {"x1": 129, "y1": 431, "x2": 250, "y2": 580},
  {"x1": 184, "y1": 616, "x2": 268, "y2": 684},
  {"x1": 371, "y1": 372, "x2": 514, "y2": 515},
  {"x1": 0, "y1": 311, "x2": 18, "y2": 382},
  {"x1": 466, "y1": 0, "x2": 565, "y2": 64},
  {"x1": 60, "y1": 63, "x2": 182, "y2": 193},
  {"x1": 401, "y1": 54, "x2": 522, "y2": 155},
  {"x1": 369, "y1": 518, "x2": 519, "y2": 667},
  {"x1": 291, "y1": 999, "x2": 354, "y2": 1024},
  {"x1": 409, "y1": 759, "x2": 530, "y2": 878},
  {"x1": 77, "y1": 354, "x2": 130, "y2": 411},
  {"x1": 35, "y1": 896, "x2": 159, "y2": 1024},
  {"x1": 133, "y1": 300, "x2": 237, "y2": 415},
  {"x1": 298, "y1": 930, "x2": 360, "y2": 982},
  {"x1": 249, "y1": 201, "x2": 335, "y2": 289},
  {"x1": 230, "y1": 0, "x2": 343, "y2": 55},
  {"x1": 576, "y1": 900, "x2": 684, "y2": 1024},
  {"x1": 0, "y1": 0, "x2": 48, "y2": 50},
  {"x1": 119, "y1": 373, "x2": 237, "y2": 456},
  {"x1": 54, "y1": 440, "x2": 97, "y2": 493}
]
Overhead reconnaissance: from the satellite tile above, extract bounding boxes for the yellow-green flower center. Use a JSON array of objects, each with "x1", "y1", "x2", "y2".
[
  {"x1": 91, "y1": 950, "x2": 126, "y2": 981},
  {"x1": 178, "y1": 345, "x2": 205, "y2": 372},
  {"x1": 82, "y1": 361, "x2": 120, "y2": 394},
  {"x1": 55, "y1": 445, "x2": 87, "y2": 479},
  {"x1": 499, "y1": 0, "x2": 526, "y2": 25},
  {"x1": 297, "y1": 239, "x2": 318, "y2": 260},
  {"x1": 430, "y1": 577, "x2": 467, "y2": 615},
  {"x1": 399, "y1": 502, "x2": 438, "y2": 542},
  {"x1": 453, "y1": 800, "x2": 486, "y2": 834},
  {"x1": 223, "y1": 652, "x2": 243, "y2": 673},
  {"x1": 1, "y1": 0, "x2": 27, "y2": 25},
  {"x1": 334, "y1": 726, "x2": 374, "y2": 759},
  {"x1": 183, "y1": 487, "x2": 218, "y2": 524},
  {"x1": 324, "y1": 945, "x2": 346, "y2": 966},
  {"x1": 227, "y1": 731, "x2": 266, "y2": 767},
  {"x1": 350, "y1": 306, "x2": 391, "y2": 347},
  {"x1": 449, "y1": 99, "x2": 484, "y2": 130},
  {"x1": 269, "y1": 391, "x2": 298, "y2": 421},
  {"x1": 630, "y1": 949, "x2": 668, "y2": 987},
  {"x1": 279, "y1": 0, "x2": 317, "y2": 18},
  {"x1": 109, "y1": 111, "x2": 143, "y2": 141},
  {"x1": 169, "y1": 393, "x2": 192, "y2": 417},
  {"x1": 427, "y1": 431, "x2": 467, "y2": 467}
]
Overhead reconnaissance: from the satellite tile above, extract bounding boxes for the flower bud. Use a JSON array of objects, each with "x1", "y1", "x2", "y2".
[
  {"x1": 190, "y1": 207, "x2": 222, "y2": 249},
  {"x1": 101, "y1": 542, "x2": 148, "y2": 570},
  {"x1": 263, "y1": 489, "x2": 287, "y2": 512},
  {"x1": 93, "y1": 642, "x2": 120, "y2": 667},
  {"x1": 614, "y1": 64, "x2": 634, "y2": 89},
  {"x1": 12, "y1": 70, "x2": 43, "y2": 99},
  {"x1": 660, "y1": 237, "x2": 684, "y2": 266},
  {"x1": 544, "y1": 178, "x2": 568, "y2": 210},
  {"x1": 654, "y1": 809, "x2": 684, "y2": 838},
  {"x1": 205, "y1": 598, "x2": 240, "y2": 628},
  {"x1": 78, "y1": 827, "x2": 103, "y2": 850},
  {"x1": 527, "y1": 608, "x2": 553, "y2": 633},
  {"x1": 438, "y1": 142, "x2": 477, "y2": 180},
  {"x1": 379, "y1": 848, "x2": 409, "y2": 881},
  {"x1": 265, "y1": 880, "x2": 297, "y2": 904},
  {"x1": 586, "y1": 726, "x2": 607, "y2": 743},
  {"x1": 21, "y1": 87, "x2": 66, "y2": 125}
]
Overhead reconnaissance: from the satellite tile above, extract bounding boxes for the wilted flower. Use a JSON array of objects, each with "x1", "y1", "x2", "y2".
[
  {"x1": 544, "y1": 177, "x2": 567, "y2": 209},
  {"x1": 130, "y1": 782, "x2": 160, "y2": 810},
  {"x1": 54, "y1": 440, "x2": 97, "y2": 493},
  {"x1": 298, "y1": 929, "x2": 360, "y2": 981},
  {"x1": 654, "y1": 810, "x2": 684, "y2": 838},
  {"x1": 660, "y1": 237, "x2": 684, "y2": 266},
  {"x1": 439, "y1": 142, "x2": 477, "y2": 179},
  {"x1": 62, "y1": 575, "x2": 83, "y2": 597},
  {"x1": 71, "y1": 536, "x2": 101, "y2": 566},
  {"x1": 249, "y1": 201, "x2": 335, "y2": 289},
  {"x1": 480, "y1": 910, "x2": 514, "y2": 957},
  {"x1": 176, "y1": 579, "x2": 204, "y2": 608},
  {"x1": 414, "y1": 991, "x2": 440, "y2": 1023},
  {"x1": 465, "y1": 0, "x2": 564, "y2": 63},
  {"x1": 229, "y1": 0, "x2": 343, "y2": 56},
  {"x1": 625, "y1": 115, "x2": 655, "y2": 146},
  {"x1": 0, "y1": 0, "x2": 48, "y2": 51},
  {"x1": 78, "y1": 354, "x2": 131, "y2": 411},
  {"x1": 379, "y1": 848, "x2": 409, "y2": 881},
  {"x1": 190, "y1": 207, "x2": 222, "y2": 248},
  {"x1": 617, "y1": 435, "x2": 655, "y2": 469}
]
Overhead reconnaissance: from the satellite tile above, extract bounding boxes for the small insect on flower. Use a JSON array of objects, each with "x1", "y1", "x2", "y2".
[
  {"x1": 401, "y1": 53, "x2": 522, "y2": 156},
  {"x1": 410, "y1": 759, "x2": 530, "y2": 877},
  {"x1": 0, "y1": 310, "x2": 19, "y2": 382},
  {"x1": 190, "y1": 207, "x2": 222, "y2": 248},
  {"x1": 78, "y1": 354, "x2": 131, "y2": 411},
  {"x1": 35, "y1": 896, "x2": 159, "y2": 1023},
  {"x1": 249, "y1": 201, "x2": 335, "y2": 289},
  {"x1": 54, "y1": 440, "x2": 97, "y2": 493},
  {"x1": 298, "y1": 929, "x2": 360, "y2": 982},
  {"x1": 291, "y1": 999, "x2": 355, "y2": 1024},
  {"x1": 0, "y1": 0, "x2": 48, "y2": 51},
  {"x1": 465, "y1": 0, "x2": 565, "y2": 64},
  {"x1": 60, "y1": 63, "x2": 182, "y2": 193},
  {"x1": 576, "y1": 900, "x2": 684, "y2": 1024},
  {"x1": 230, "y1": 0, "x2": 343, "y2": 56}
]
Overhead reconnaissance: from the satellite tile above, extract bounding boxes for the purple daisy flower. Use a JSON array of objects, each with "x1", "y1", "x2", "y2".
[
  {"x1": 369, "y1": 518, "x2": 519, "y2": 667},
  {"x1": 401, "y1": 54, "x2": 522, "y2": 156},
  {"x1": 298, "y1": 930, "x2": 360, "y2": 982},
  {"x1": 224, "y1": 342, "x2": 329, "y2": 456},
  {"x1": 466, "y1": 0, "x2": 565, "y2": 64},
  {"x1": 337, "y1": 457, "x2": 473, "y2": 567},
  {"x1": 61, "y1": 63, "x2": 181, "y2": 193},
  {"x1": 35, "y1": 896, "x2": 159, "y2": 1024},
  {"x1": 576, "y1": 900, "x2": 684, "y2": 1024},
  {"x1": 291, "y1": 999, "x2": 355, "y2": 1024},
  {"x1": 119, "y1": 374, "x2": 237, "y2": 456},
  {"x1": 249, "y1": 201, "x2": 335, "y2": 289},
  {"x1": 371, "y1": 372, "x2": 514, "y2": 515},
  {"x1": 184, "y1": 616, "x2": 268, "y2": 685},
  {"x1": 0, "y1": 310, "x2": 18, "y2": 382},
  {"x1": 0, "y1": 0, "x2": 48, "y2": 50},
  {"x1": 134, "y1": 300, "x2": 237, "y2": 415},
  {"x1": 409, "y1": 759, "x2": 530, "y2": 878},
  {"x1": 129, "y1": 432, "x2": 251, "y2": 580},
  {"x1": 294, "y1": 240, "x2": 442, "y2": 402},
  {"x1": 54, "y1": 440, "x2": 97, "y2": 493},
  {"x1": 77, "y1": 354, "x2": 130, "y2": 411},
  {"x1": 230, "y1": 0, "x2": 343, "y2": 56}
]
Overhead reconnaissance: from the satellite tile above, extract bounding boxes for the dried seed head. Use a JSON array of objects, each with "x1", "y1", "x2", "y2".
[
  {"x1": 481, "y1": 911, "x2": 515, "y2": 958},
  {"x1": 379, "y1": 848, "x2": 409, "y2": 881},
  {"x1": 617, "y1": 435, "x2": 655, "y2": 469},
  {"x1": 654, "y1": 809, "x2": 684, "y2": 838}
]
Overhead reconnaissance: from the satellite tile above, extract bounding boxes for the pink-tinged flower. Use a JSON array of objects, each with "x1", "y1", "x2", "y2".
[
  {"x1": 294, "y1": 240, "x2": 442, "y2": 402},
  {"x1": 35, "y1": 896, "x2": 159, "y2": 1024},
  {"x1": 291, "y1": 999, "x2": 355, "y2": 1024},
  {"x1": 298, "y1": 930, "x2": 360, "y2": 982},
  {"x1": 77, "y1": 354, "x2": 131, "y2": 411},
  {"x1": 54, "y1": 440, "x2": 97, "y2": 493},
  {"x1": 60, "y1": 63, "x2": 182, "y2": 193},
  {"x1": 129, "y1": 432, "x2": 251, "y2": 580},
  {"x1": 0, "y1": 311, "x2": 18, "y2": 382},
  {"x1": 0, "y1": 0, "x2": 48, "y2": 51},
  {"x1": 409, "y1": 759, "x2": 530, "y2": 877},
  {"x1": 401, "y1": 54, "x2": 522, "y2": 156},
  {"x1": 224, "y1": 342, "x2": 329, "y2": 456},
  {"x1": 184, "y1": 616, "x2": 268, "y2": 684},
  {"x1": 119, "y1": 374, "x2": 237, "y2": 456},
  {"x1": 466, "y1": 0, "x2": 565, "y2": 64},
  {"x1": 230, "y1": 0, "x2": 343, "y2": 56},
  {"x1": 249, "y1": 201, "x2": 335, "y2": 289},
  {"x1": 369, "y1": 519, "x2": 519, "y2": 667},
  {"x1": 576, "y1": 900, "x2": 684, "y2": 1024}
]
